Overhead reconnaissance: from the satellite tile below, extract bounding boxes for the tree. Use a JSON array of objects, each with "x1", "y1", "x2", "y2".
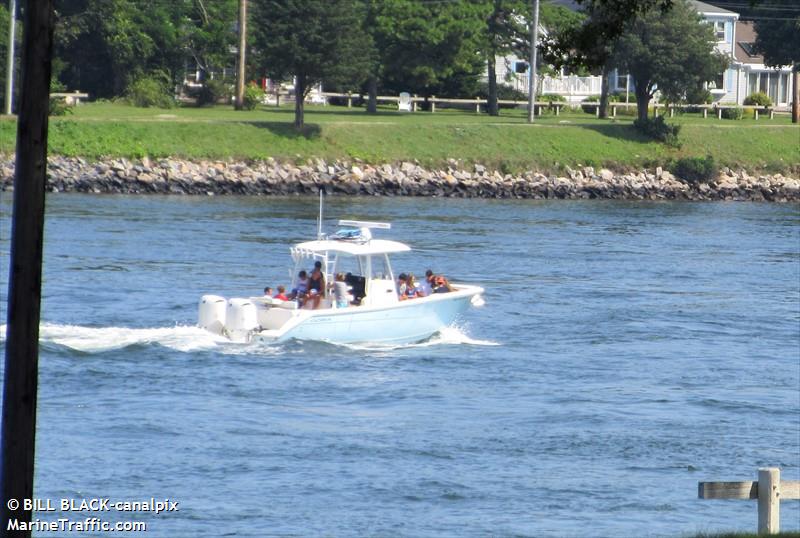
[
  {"x1": 251, "y1": 0, "x2": 372, "y2": 128},
  {"x1": 52, "y1": 0, "x2": 237, "y2": 99},
  {"x1": 612, "y1": 0, "x2": 728, "y2": 121},
  {"x1": 752, "y1": 2, "x2": 800, "y2": 123},
  {"x1": 479, "y1": 0, "x2": 525, "y2": 116},
  {"x1": 369, "y1": 0, "x2": 486, "y2": 99}
]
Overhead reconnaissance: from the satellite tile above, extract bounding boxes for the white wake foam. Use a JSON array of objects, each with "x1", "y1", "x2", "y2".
[
  {"x1": 1, "y1": 323, "x2": 227, "y2": 353},
  {"x1": 340, "y1": 324, "x2": 499, "y2": 352},
  {"x1": 0, "y1": 323, "x2": 497, "y2": 355}
]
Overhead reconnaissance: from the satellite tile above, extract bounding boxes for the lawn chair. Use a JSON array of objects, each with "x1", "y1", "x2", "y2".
[{"x1": 398, "y1": 92, "x2": 412, "y2": 112}]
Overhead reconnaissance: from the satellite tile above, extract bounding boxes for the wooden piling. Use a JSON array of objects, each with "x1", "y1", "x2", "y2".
[{"x1": 0, "y1": 2, "x2": 56, "y2": 537}]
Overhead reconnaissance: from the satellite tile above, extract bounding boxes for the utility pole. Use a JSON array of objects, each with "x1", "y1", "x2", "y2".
[
  {"x1": 1, "y1": 1, "x2": 56, "y2": 537},
  {"x1": 235, "y1": 0, "x2": 247, "y2": 110},
  {"x1": 4, "y1": 0, "x2": 16, "y2": 115},
  {"x1": 527, "y1": 0, "x2": 540, "y2": 124}
]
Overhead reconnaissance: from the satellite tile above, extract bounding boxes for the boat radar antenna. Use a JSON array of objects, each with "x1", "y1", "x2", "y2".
[{"x1": 337, "y1": 220, "x2": 391, "y2": 242}]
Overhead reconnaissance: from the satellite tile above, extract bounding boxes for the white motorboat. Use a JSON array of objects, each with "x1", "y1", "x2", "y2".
[{"x1": 198, "y1": 220, "x2": 485, "y2": 344}]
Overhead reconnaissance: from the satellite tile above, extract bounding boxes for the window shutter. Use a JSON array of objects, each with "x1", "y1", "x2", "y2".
[{"x1": 724, "y1": 22, "x2": 732, "y2": 43}]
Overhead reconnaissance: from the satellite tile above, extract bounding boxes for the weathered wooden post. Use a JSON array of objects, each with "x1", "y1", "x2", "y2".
[
  {"x1": 430, "y1": 95, "x2": 436, "y2": 113},
  {"x1": 1, "y1": 2, "x2": 56, "y2": 537},
  {"x1": 758, "y1": 468, "x2": 780, "y2": 534},
  {"x1": 413, "y1": 94, "x2": 417, "y2": 112},
  {"x1": 699, "y1": 467, "x2": 800, "y2": 535},
  {"x1": 475, "y1": 97, "x2": 480, "y2": 114},
  {"x1": 347, "y1": 92, "x2": 352, "y2": 108}
]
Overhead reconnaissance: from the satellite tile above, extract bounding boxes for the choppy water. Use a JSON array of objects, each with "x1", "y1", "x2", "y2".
[{"x1": 1, "y1": 194, "x2": 798, "y2": 537}]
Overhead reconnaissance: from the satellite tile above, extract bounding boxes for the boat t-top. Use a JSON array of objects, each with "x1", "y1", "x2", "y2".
[{"x1": 198, "y1": 220, "x2": 485, "y2": 344}]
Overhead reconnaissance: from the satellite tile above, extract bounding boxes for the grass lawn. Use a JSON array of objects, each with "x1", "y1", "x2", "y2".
[{"x1": 0, "y1": 101, "x2": 797, "y2": 173}]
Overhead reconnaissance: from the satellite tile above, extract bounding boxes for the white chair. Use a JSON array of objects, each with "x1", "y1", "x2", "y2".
[{"x1": 398, "y1": 92, "x2": 412, "y2": 112}]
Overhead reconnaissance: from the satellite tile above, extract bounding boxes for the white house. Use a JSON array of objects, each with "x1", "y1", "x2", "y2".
[{"x1": 490, "y1": 0, "x2": 794, "y2": 107}]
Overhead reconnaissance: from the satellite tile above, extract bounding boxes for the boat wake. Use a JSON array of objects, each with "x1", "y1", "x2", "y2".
[
  {"x1": 0, "y1": 323, "x2": 497, "y2": 355},
  {"x1": 1, "y1": 323, "x2": 227, "y2": 354},
  {"x1": 336, "y1": 325, "x2": 500, "y2": 352}
]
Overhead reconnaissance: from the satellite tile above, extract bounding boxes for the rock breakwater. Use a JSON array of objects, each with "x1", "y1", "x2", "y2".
[{"x1": 1, "y1": 156, "x2": 798, "y2": 201}]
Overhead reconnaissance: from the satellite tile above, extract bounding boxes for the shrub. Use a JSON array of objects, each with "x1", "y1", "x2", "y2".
[
  {"x1": 743, "y1": 91, "x2": 772, "y2": 107},
  {"x1": 242, "y1": 82, "x2": 264, "y2": 110},
  {"x1": 539, "y1": 93, "x2": 566, "y2": 103},
  {"x1": 672, "y1": 155, "x2": 716, "y2": 184},
  {"x1": 633, "y1": 116, "x2": 681, "y2": 146},
  {"x1": 327, "y1": 94, "x2": 364, "y2": 107},
  {"x1": 477, "y1": 82, "x2": 528, "y2": 108},
  {"x1": 193, "y1": 79, "x2": 232, "y2": 107},
  {"x1": 720, "y1": 106, "x2": 743, "y2": 120},
  {"x1": 580, "y1": 93, "x2": 622, "y2": 114},
  {"x1": 49, "y1": 97, "x2": 73, "y2": 116},
  {"x1": 125, "y1": 75, "x2": 174, "y2": 108},
  {"x1": 686, "y1": 86, "x2": 712, "y2": 105}
]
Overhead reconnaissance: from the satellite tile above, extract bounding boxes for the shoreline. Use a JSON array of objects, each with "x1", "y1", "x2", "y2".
[{"x1": 1, "y1": 156, "x2": 798, "y2": 202}]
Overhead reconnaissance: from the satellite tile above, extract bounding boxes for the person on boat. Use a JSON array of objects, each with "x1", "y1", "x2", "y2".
[
  {"x1": 433, "y1": 274, "x2": 452, "y2": 293},
  {"x1": 397, "y1": 273, "x2": 409, "y2": 300},
  {"x1": 264, "y1": 286, "x2": 273, "y2": 297},
  {"x1": 422, "y1": 270, "x2": 435, "y2": 296},
  {"x1": 273, "y1": 285, "x2": 289, "y2": 301},
  {"x1": 333, "y1": 273, "x2": 351, "y2": 308},
  {"x1": 307, "y1": 266, "x2": 325, "y2": 309},
  {"x1": 415, "y1": 271, "x2": 432, "y2": 297},
  {"x1": 405, "y1": 273, "x2": 420, "y2": 299},
  {"x1": 291, "y1": 270, "x2": 309, "y2": 305}
]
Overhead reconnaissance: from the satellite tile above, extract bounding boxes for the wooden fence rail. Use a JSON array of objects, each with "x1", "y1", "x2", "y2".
[
  {"x1": 699, "y1": 467, "x2": 800, "y2": 535},
  {"x1": 314, "y1": 92, "x2": 777, "y2": 120}
]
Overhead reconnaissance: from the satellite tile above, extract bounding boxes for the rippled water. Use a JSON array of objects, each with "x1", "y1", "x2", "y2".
[{"x1": 1, "y1": 194, "x2": 798, "y2": 537}]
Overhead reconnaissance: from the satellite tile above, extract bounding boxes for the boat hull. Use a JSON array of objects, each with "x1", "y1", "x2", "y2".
[{"x1": 257, "y1": 285, "x2": 482, "y2": 345}]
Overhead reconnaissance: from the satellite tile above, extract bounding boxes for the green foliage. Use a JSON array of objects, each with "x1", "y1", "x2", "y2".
[
  {"x1": 49, "y1": 98, "x2": 74, "y2": 117},
  {"x1": 193, "y1": 79, "x2": 232, "y2": 107},
  {"x1": 368, "y1": 0, "x2": 486, "y2": 96},
  {"x1": 743, "y1": 92, "x2": 773, "y2": 107},
  {"x1": 581, "y1": 93, "x2": 622, "y2": 113},
  {"x1": 633, "y1": 116, "x2": 681, "y2": 146},
  {"x1": 685, "y1": 86, "x2": 713, "y2": 105},
  {"x1": 251, "y1": 0, "x2": 373, "y2": 126},
  {"x1": 476, "y1": 82, "x2": 527, "y2": 106},
  {"x1": 242, "y1": 83, "x2": 264, "y2": 111},
  {"x1": 53, "y1": 0, "x2": 237, "y2": 99},
  {"x1": 751, "y1": 2, "x2": 800, "y2": 68},
  {"x1": 720, "y1": 106, "x2": 743, "y2": 120},
  {"x1": 672, "y1": 155, "x2": 715, "y2": 184},
  {"x1": 125, "y1": 74, "x2": 174, "y2": 108},
  {"x1": 540, "y1": 94, "x2": 566, "y2": 102},
  {"x1": 612, "y1": 0, "x2": 729, "y2": 120}
]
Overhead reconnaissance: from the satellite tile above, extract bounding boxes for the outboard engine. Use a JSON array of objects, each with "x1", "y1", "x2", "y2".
[
  {"x1": 225, "y1": 298, "x2": 259, "y2": 342},
  {"x1": 198, "y1": 295, "x2": 227, "y2": 336}
]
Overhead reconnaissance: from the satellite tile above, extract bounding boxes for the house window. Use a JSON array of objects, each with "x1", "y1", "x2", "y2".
[
  {"x1": 617, "y1": 74, "x2": 629, "y2": 90},
  {"x1": 780, "y1": 73, "x2": 789, "y2": 103},
  {"x1": 713, "y1": 21, "x2": 726, "y2": 41},
  {"x1": 759, "y1": 72, "x2": 768, "y2": 94},
  {"x1": 515, "y1": 61, "x2": 528, "y2": 74},
  {"x1": 768, "y1": 74, "x2": 779, "y2": 102},
  {"x1": 710, "y1": 72, "x2": 725, "y2": 91},
  {"x1": 748, "y1": 73, "x2": 758, "y2": 95}
]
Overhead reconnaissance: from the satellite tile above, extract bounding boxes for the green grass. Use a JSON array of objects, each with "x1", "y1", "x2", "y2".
[{"x1": 1, "y1": 101, "x2": 797, "y2": 173}]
